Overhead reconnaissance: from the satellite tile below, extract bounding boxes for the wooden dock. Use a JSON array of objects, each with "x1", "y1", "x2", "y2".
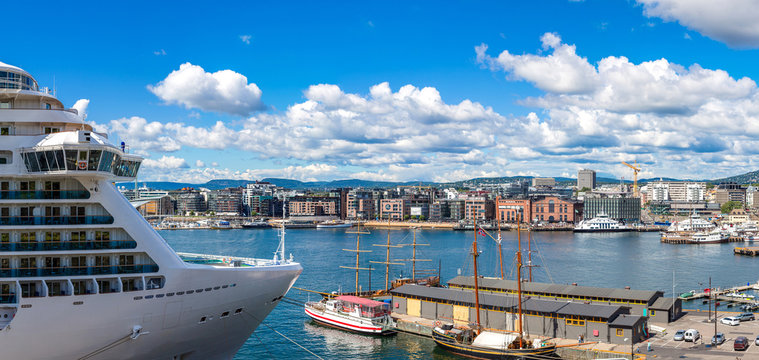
[
  {"x1": 680, "y1": 283, "x2": 758, "y2": 300},
  {"x1": 735, "y1": 247, "x2": 759, "y2": 256}
]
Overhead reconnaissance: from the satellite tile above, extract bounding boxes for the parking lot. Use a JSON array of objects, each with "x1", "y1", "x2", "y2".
[{"x1": 645, "y1": 311, "x2": 759, "y2": 359}]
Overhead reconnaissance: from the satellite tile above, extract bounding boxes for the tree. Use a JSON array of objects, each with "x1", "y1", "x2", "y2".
[
  {"x1": 403, "y1": 215, "x2": 410, "y2": 220},
  {"x1": 420, "y1": 215, "x2": 426, "y2": 221},
  {"x1": 721, "y1": 201, "x2": 742, "y2": 214},
  {"x1": 579, "y1": 187, "x2": 591, "y2": 192}
]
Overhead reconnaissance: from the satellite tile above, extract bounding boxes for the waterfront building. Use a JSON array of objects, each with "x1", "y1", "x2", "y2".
[
  {"x1": 577, "y1": 169, "x2": 596, "y2": 190},
  {"x1": 447, "y1": 199, "x2": 466, "y2": 221},
  {"x1": 379, "y1": 199, "x2": 405, "y2": 220},
  {"x1": 207, "y1": 187, "x2": 243, "y2": 215},
  {"x1": 584, "y1": 196, "x2": 641, "y2": 223},
  {"x1": 495, "y1": 198, "x2": 531, "y2": 223},
  {"x1": 133, "y1": 195, "x2": 175, "y2": 217},
  {"x1": 288, "y1": 196, "x2": 339, "y2": 217},
  {"x1": 647, "y1": 180, "x2": 706, "y2": 202},
  {"x1": 447, "y1": 276, "x2": 681, "y2": 322},
  {"x1": 346, "y1": 189, "x2": 376, "y2": 219},
  {"x1": 747, "y1": 186, "x2": 759, "y2": 209},
  {"x1": 531, "y1": 177, "x2": 555, "y2": 187},
  {"x1": 715, "y1": 182, "x2": 746, "y2": 205},
  {"x1": 175, "y1": 190, "x2": 206, "y2": 215},
  {"x1": 405, "y1": 198, "x2": 430, "y2": 219},
  {"x1": 651, "y1": 183, "x2": 669, "y2": 202},
  {"x1": 531, "y1": 196, "x2": 581, "y2": 223},
  {"x1": 464, "y1": 198, "x2": 492, "y2": 221}
]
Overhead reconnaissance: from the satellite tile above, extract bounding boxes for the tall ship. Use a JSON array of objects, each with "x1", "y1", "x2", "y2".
[
  {"x1": 0, "y1": 62, "x2": 302, "y2": 359},
  {"x1": 573, "y1": 213, "x2": 632, "y2": 232}
]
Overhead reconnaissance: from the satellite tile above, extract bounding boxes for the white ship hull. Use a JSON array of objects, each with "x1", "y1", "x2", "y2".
[{"x1": 2, "y1": 263, "x2": 301, "y2": 360}]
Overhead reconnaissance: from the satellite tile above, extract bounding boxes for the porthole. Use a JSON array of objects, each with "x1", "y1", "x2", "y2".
[
  {"x1": 221, "y1": 311, "x2": 229, "y2": 318},
  {"x1": 196, "y1": 289, "x2": 203, "y2": 293},
  {"x1": 199, "y1": 316, "x2": 207, "y2": 323},
  {"x1": 186, "y1": 290, "x2": 194, "y2": 294},
  {"x1": 213, "y1": 286, "x2": 220, "y2": 290},
  {"x1": 234, "y1": 308, "x2": 243, "y2": 314},
  {"x1": 145, "y1": 295, "x2": 154, "y2": 299},
  {"x1": 166, "y1": 293, "x2": 175, "y2": 297},
  {"x1": 204, "y1": 288, "x2": 212, "y2": 292},
  {"x1": 134, "y1": 296, "x2": 143, "y2": 300},
  {"x1": 156, "y1": 294, "x2": 164, "y2": 298},
  {"x1": 176, "y1": 291, "x2": 185, "y2": 295},
  {"x1": 222, "y1": 285, "x2": 228, "y2": 289}
]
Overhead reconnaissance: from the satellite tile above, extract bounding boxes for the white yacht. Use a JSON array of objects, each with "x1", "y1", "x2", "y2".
[
  {"x1": 573, "y1": 213, "x2": 632, "y2": 232},
  {"x1": 0, "y1": 62, "x2": 302, "y2": 359},
  {"x1": 667, "y1": 213, "x2": 715, "y2": 232}
]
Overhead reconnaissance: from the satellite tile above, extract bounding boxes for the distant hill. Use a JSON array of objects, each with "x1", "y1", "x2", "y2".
[
  {"x1": 713, "y1": 170, "x2": 759, "y2": 185},
  {"x1": 119, "y1": 169, "x2": 759, "y2": 191}
]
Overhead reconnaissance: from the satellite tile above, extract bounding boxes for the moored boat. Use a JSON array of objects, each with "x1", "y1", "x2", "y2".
[
  {"x1": 316, "y1": 220, "x2": 353, "y2": 228},
  {"x1": 573, "y1": 213, "x2": 632, "y2": 232},
  {"x1": 304, "y1": 295, "x2": 396, "y2": 335}
]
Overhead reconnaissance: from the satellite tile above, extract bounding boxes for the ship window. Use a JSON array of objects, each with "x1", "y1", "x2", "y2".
[
  {"x1": 43, "y1": 127, "x2": 60, "y2": 134},
  {"x1": 65, "y1": 150, "x2": 77, "y2": 170},
  {"x1": 95, "y1": 231, "x2": 110, "y2": 241},
  {"x1": 36, "y1": 152, "x2": 49, "y2": 171},
  {"x1": 72, "y1": 280, "x2": 89, "y2": 295},
  {"x1": 45, "y1": 151, "x2": 59, "y2": 171},
  {"x1": 0, "y1": 102, "x2": 10, "y2": 109},
  {"x1": 44, "y1": 181, "x2": 61, "y2": 199},
  {"x1": 97, "y1": 279, "x2": 117, "y2": 294},
  {"x1": 88, "y1": 150, "x2": 101, "y2": 171},
  {"x1": 221, "y1": 311, "x2": 229, "y2": 318},
  {"x1": 122, "y1": 278, "x2": 139, "y2": 292},
  {"x1": 46, "y1": 281, "x2": 67, "y2": 296},
  {"x1": 20, "y1": 282, "x2": 38, "y2": 298}
]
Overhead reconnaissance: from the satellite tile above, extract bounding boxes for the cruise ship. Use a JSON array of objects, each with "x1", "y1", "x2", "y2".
[
  {"x1": 0, "y1": 62, "x2": 302, "y2": 359},
  {"x1": 573, "y1": 213, "x2": 632, "y2": 232}
]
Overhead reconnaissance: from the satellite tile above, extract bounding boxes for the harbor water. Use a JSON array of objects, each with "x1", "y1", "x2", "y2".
[{"x1": 160, "y1": 228, "x2": 759, "y2": 359}]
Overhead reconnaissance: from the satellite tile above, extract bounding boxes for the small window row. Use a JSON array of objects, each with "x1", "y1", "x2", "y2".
[
  {"x1": 133, "y1": 283, "x2": 236, "y2": 301},
  {"x1": 199, "y1": 307, "x2": 244, "y2": 324}
]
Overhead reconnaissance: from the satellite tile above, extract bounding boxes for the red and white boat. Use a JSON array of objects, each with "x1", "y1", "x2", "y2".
[{"x1": 304, "y1": 295, "x2": 396, "y2": 335}]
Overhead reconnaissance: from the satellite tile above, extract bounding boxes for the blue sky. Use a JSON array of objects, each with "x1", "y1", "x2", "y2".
[{"x1": 6, "y1": 0, "x2": 759, "y2": 182}]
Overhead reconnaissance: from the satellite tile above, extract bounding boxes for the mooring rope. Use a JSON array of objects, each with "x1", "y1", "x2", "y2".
[{"x1": 243, "y1": 309, "x2": 325, "y2": 360}]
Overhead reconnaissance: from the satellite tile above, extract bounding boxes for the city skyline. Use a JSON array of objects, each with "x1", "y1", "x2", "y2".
[{"x1": 5, "y1": 0, "x2": 759, "y2": 183}]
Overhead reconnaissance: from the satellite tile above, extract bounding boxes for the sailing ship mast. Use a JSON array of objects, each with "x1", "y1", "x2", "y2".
[
  {"x1": 370, "y1": 218, "x2": 404, "y2": 292},
  {"x1": 516, "y1": 215, "x2": 525, "y2": 339},
  {"x1": 396, "y1": 227, "x2": 431, "y2": 281},
  {"x1": 472, "y1": 215, "x2": 482, "y2": 334},
  {"x1": 341, "y1": 217, "x2": 372, "y2": 293},
  {"x1": 496, "y1": 196, "x2": 504, "y2": 280}
]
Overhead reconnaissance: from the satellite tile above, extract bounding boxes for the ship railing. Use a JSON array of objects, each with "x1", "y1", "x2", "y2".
[
  {"x1": 0, "y1": 264, "x2": 159, "y2": 278},
  {"x1": 177, "y1": 252, "x2": 289, "y2": 267},
  {"x1": 0, "y1": 216, "x2": 114, "y2": 226},
  {"x1": 0, "y1": 190, "x2": 90, "y2": 200},
  {"x1": 0, "y1": 239, "x2": 136, "y2": 251}
]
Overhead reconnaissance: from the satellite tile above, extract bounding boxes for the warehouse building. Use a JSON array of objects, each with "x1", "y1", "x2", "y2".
[
  {"x1": 390, "y1": 284, "x2": 647, "y2": 345},
  {"x1": 447, "y1": 276, "x2": 681, "y2": 322}
]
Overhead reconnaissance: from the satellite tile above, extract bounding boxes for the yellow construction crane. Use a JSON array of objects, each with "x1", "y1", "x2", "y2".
[{"x1": 621, "y1": 161, "x2": 641, "y2": 197}]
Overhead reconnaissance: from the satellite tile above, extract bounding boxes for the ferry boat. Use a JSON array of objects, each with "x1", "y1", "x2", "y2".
[
  {"x1": 0, "y1": 61, "x2": 302, "y2": 359},
  {"x1": 304, "y1": 295, "x2": 396, "y2": 335},
  {"x1": 316, "y1": 220, "x2": 352, "y2": 229},
  {"x1": 573, "y1": 213, "x2": 632, "y2": 232},
  {"x1": 241, "y1": 220, "x2": 270, "y2": 229}
]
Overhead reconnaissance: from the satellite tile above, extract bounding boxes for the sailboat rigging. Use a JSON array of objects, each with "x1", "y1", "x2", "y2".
[{"x1": 431, "y1": 210, "x2": 558, "y2": 359}]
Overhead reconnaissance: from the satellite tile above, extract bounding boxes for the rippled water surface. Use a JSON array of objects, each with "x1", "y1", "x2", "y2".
[{"x1": 159, "y1": 228, "x2": 759, "y2": 359}]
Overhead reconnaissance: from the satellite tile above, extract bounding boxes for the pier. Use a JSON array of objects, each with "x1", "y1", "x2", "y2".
[
  {"x1": 679, "y1": 282, "x2": 758, "y2": 300},
  {"x1": 735, "y1": 246, "x2": 759, "y2": 256}
]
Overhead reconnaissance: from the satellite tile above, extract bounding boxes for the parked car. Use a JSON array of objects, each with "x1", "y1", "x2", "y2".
[
  {"x1": 735, "y1": 336, "x2": 749, "y2": 351},
  {"x1": 673, "y1": 329, "x2": 685, "y2": 341},
  {"x1": 722, "y1": 316, "x2": 741, "y2": 326},
  {"x1": 684, "y1": 329, "x2": 700, "y2": 342},
  {"x1": 712, "y1": 332, "x2": 726, "y2": 345},
  {"x1": 738, "y1": 312, "x2": 755, "y2": 321},
  {"x1": 755, "y1": 335, "x2": 759, "y2": 346}
]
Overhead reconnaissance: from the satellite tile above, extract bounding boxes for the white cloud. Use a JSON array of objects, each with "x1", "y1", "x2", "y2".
[
  {"x1": 142, "y1": 155, "x2": 189, "y2": 169},
  {"x1": 144, "y1": 163, "x2": 339, "y2": 183},
  {"x1": 638, "y1": 0, "x2": 759, "y2": 48},
  {"x1": 239, "y1": 35, "x2": 252, "y2": 45},
  {"x1": 72, "y1": 99, "x2": 89, "y2": 119},
  {"x1": 195, "y1": 160, "x2": 205, "y2": 167},
  {"x1": 148, "y1": 63, "x2": 265, "y2": 116},
  {"x1": 153, "y1": 49, "x2": 167, "y2": 56},
  {"x1": 476, "y1": 33, "x2": 599, "y2": 94},
  {"x1": 107, "y1": 117, "x2": 181, "y2": 152}
]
